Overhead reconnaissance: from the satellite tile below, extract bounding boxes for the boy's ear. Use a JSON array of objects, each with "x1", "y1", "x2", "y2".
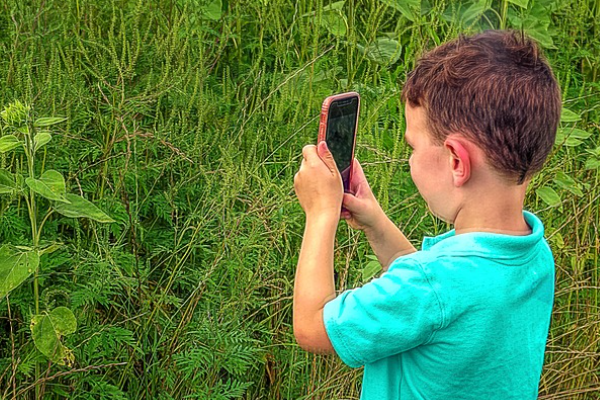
[{"x1": 444, "y1": 136, "x2": 471, "y2": 187}]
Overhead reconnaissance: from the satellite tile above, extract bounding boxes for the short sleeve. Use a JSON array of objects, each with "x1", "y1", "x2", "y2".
[{"x1": 323, "y1": 256, "x2": 443, "y2": 368}]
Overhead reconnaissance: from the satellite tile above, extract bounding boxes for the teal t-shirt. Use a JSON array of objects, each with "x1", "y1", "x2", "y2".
[{"x1": 323, "y1": 211, "x2": 555, "y2": 400}]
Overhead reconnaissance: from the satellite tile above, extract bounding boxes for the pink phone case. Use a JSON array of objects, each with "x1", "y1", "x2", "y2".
[{"x1": 318, "y1": 92, "x2": 360, "y2": 195}]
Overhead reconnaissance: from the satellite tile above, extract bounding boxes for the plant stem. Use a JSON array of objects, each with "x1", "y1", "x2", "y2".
[
  {"x1": 25, "y1": 120, "x2": 41, "y2": 400},
  {"x1": 26, "y1": 126, "x2": 40, "y2": 313},
  {"x1": 500, "y1": 0, "x2": 508, "y2": 29},
  {"x1": 37, "y1": 209, "x2": 54, "y2": 240}
]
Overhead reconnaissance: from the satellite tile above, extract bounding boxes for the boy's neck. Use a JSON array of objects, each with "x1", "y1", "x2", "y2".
[{"x1": 452, "y1": 184, "x2": 531, "y2": 236}]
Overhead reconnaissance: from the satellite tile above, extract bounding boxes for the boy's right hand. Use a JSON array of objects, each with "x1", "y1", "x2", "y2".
[{"x1": 341, "y1": 159, "x2": 385, "y2": 234}]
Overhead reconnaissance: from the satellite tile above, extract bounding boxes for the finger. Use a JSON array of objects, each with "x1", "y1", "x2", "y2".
[
  {"x1": 353, "y1": 158, "x2": 363, "y2": 173},
  {"x1": 351, "y1": 159, "x2": 368, "y2": 184},
  {"x1": 293, "y1": 172, "x2": 300, "y2": 191},
  {"x1": 349, "y1": 159, "x2": 368, "y2": 193},
  {"x1": 302, "y1": 144, "x2": 317, "y2": 162},
  {"x1": 342, "y1": 192, "x2": 359, "y2": 212},
  {"x1": 317, "y1": 141, "x2": 338, "y2": 173}
]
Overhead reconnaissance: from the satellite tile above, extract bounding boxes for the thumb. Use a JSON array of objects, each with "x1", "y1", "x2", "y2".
[
  {"x1": 317, "y1": 141, "x2": 338, "y2": 173},
  {"x1": 342, "y1": 192, "x2": 360, "y2": 212}
]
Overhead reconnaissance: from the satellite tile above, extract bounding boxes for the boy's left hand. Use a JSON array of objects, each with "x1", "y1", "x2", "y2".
[{"x1": 294, "y1": 141, "x2": 343, "y2": 220}]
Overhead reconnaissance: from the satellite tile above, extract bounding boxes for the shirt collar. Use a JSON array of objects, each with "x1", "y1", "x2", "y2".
[{"x1": 421, "y1": 211, "x2": 545, "y2": 258}]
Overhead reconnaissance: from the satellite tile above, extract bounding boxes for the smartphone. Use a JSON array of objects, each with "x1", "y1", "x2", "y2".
[{"x1": 318, "y1": 92, "x2": 360, "y2": 194}]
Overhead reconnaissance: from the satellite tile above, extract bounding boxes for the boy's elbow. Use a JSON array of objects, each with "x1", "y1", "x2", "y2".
[
  {"x1": 293, "y1": 323, "x2": 311, "y2": 350},
  {"x1": 293, "y1": 321, "x2": 335, "y2": 355},
  {"x1": 293, "y1": 328, "x2": 311, "y2": 351}
]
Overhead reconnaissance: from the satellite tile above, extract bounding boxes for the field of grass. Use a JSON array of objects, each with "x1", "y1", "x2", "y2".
[{"x1": 0, "y1": 0, "x2": 598, "y2": 398}]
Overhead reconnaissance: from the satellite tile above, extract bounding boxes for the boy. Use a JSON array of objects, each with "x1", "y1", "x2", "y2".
[{"x1": 293, "y1": 30, "x2": 560, "y2": 399}]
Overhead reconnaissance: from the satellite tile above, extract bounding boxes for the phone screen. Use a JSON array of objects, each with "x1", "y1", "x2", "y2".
[{"x1": 326, "y1": 96, "x2": 358, "y2": 191}]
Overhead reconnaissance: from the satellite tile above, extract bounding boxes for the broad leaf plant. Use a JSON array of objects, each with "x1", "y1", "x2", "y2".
[{"x1": 0, "y1": 100, "x2": 114, "y2": 366}]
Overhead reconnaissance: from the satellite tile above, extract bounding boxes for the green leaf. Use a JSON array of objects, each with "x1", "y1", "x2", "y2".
[
  {"x1": 362, "y1": 255, "x2": 381, "y2": 282},
  {"x1": 507, "y1": 0, "x2": 528, "y2": 8},
  {"x1": 554, "y1": 171, "x2": 583, "y2": 197},
  {"x1": 568, "y1": 128, "x2": 591, "y2": 140},
  {"x1": 585, "y1": 146, "x2": 600, "y2": 158},
  {"x1": 321, "y1": 12, "x2": 347, "y2": 37},
  {"x1": 536, "y1": 186, "x2": 561, "y2": 207},
  {"x1": 34, "y1": 132, "x2": 52, "y2": 152},
  {"x1": 461, "y1": 0, "x2": 489, "y2": 24},
  {"x1": 421, "y1": 0, "x2": 432, "y2": 15},
  {"x1": 48, "y1": 307, "x2": 77, "y2": 335},
  {"x1": 556, "y1": 127, "x2": 592, "y2": 147},
  {"x1": 357, "y1": 37, "x2": 402, "y2": 65},
  {"x1": 0, "y1": 101, "x2": 30, "y2": 125},
  {"x1": 528, "y1": 2, "x2": 551, "y2": 27},
  {"x1": 31, "y1": 307, "x2": 77, "y2": 366},
  {"x1": 584, "y1": 157, "x2": 600, "y2": 170},
  {"x1": 39, "y1": 243, "x2": 63, "y2": 256},
  {"x1": 565, "y1": 128, "x2": 591, "y2": 147},
  {"x1": 52, "y1": 193, "x2": 115, "y2": 223},
  {"x1": 0, "y1": 169, "x2": 16, "y2": 194},
  {"x1": 551, "y1": 232, "x2": 565, "y2": 249},
  {"x1": 565, "y1": 138, "x2": 583, "y2": 147},
  {"x1": 33, "y1": 117, "x2": 67, "y2": 127},
  {"x1": 379, "y1": 0, "x2": 420, "y2": 21},
  {"x1": 25, "y1": 170, "x2": 69, "y2": 203},
  {"x1": 302, "y1": 1, "x2": 345, "y2": 17},
  {"x1": 554, "y1": 128, "x2": 565, "y2": 145},
  {"x1": 0, "y1": 135, "x2": 21, "y2": 153},
  {"x1": 560, "y1": 108, "x2": 581, "y2": 123},
  {"x1": 203, "y1": 0, "x2": 222, "y2": 21},
  {"x1": 323, "y1": 0, "x2": 346, "y2": 12},
  {"x1": 0, "y1": 246, "x2": 39, "y2": 298},
  {"x1": 525, "y1": 27, "x2": 554, "y2": 49}
]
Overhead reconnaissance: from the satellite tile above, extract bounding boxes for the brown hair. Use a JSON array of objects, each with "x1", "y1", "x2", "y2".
[{"x1": 401, "y1": 30, "x2": 561, "y2": 184}]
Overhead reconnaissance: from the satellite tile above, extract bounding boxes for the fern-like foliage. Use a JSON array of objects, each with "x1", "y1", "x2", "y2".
[{"x1": 166, "y1": 317, "x2": 262, "y2": 399}]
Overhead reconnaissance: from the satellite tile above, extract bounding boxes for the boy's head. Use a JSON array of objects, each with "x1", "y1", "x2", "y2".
[{"x1": 401, "y1": 30, "x2": 561, "y2": 186}]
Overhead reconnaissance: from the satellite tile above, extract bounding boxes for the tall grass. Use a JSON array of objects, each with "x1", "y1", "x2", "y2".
[{"x1": 0, "y1": 0, "x2": 598, "y2": 398}]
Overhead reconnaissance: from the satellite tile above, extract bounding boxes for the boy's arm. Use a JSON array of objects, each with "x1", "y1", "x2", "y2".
[
  {"x1": 293, "y1": 213, "x2": 337, "y2": 354},
  {"x1": 364, "y1": 212, "x2": 417, "y2": 272},
  {"x1": 292, "y1": 142, "x2": 345, "y2": 355},
  {"x1": 341, "y1": 159, "x2": 416, "y2": 271}
]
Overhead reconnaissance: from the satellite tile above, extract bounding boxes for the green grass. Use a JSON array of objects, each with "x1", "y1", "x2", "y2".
[{"x1": 0, "y1": 0, "x2": 599, "y2": 398}]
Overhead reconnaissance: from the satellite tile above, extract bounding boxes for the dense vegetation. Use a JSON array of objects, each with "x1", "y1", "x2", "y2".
[{"x1": 0, "y1": 0, "x2": 598, "y2": 398}]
